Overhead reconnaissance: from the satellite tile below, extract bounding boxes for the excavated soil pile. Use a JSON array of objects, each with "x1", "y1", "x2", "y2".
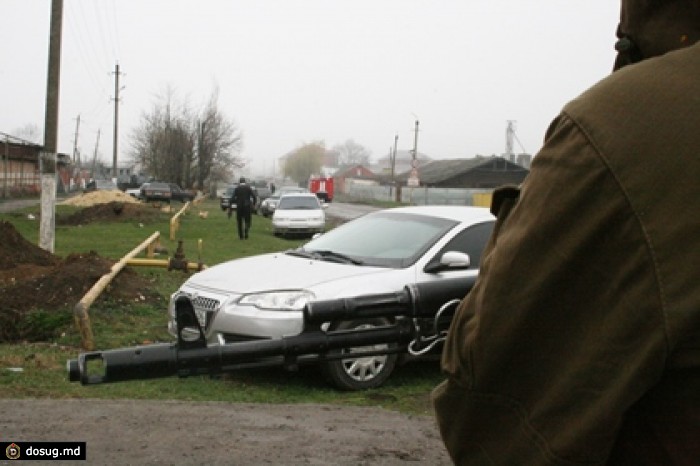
[
  {"x1": 57, "y1": 201, "x2": 165, "y2": 226},
  {"x1": 60, "y1": 189, "x2": 141, "y2": 207},
  {"x1": 57, "y1": 190, "x2": 168, "y2": 226},
  {"x1": 0, "y1": 220, "x2": 164, "y2": 342}
]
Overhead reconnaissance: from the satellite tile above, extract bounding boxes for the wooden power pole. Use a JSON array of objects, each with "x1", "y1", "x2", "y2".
[
  {"x1": 112, "y1": 63, "x2": 122, "y2": 180},
  {"x1": 40, "y1": 0, "x2": 63, "y2": 253}
]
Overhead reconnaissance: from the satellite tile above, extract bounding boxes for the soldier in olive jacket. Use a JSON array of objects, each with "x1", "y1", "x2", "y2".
[{"x1": 433, "y1": 1, "x2": 700, "y2": 464}]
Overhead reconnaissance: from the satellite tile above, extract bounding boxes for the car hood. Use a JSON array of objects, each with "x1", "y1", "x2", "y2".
[{"x1": 184, "y1": 252, "x2": 398, "y2": 295}]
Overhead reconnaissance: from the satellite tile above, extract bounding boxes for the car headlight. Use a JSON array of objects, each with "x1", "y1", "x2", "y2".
[{"x1": 238, "y1": 290, "x2": 315, "y2": 311}]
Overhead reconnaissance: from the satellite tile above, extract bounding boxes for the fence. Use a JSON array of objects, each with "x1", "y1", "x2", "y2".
[{"x1": 344, "y1": 181, "x2": 493, "y2": 208}]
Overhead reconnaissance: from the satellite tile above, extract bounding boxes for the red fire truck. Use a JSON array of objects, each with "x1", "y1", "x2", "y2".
[{"x1": 308, "y1": 176, "x2": 334, "y2": 203}]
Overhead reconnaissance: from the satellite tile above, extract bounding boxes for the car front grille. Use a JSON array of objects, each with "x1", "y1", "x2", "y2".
[{"x1": 190, "y1": 295, "x2": 220, "y2": 331}]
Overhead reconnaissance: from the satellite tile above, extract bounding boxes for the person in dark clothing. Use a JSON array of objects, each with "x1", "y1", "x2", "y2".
[{"x1": 231, "y1": 177, "x2": 257, "y2": 239}]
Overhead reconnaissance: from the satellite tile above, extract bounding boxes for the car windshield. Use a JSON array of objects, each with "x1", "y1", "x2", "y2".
[
  {"x1": 296, "y1": 211, "x2": 457, "y2": 268},
  {"x1": 277, "y1": 196, "x2": 320, "y2": 210}
]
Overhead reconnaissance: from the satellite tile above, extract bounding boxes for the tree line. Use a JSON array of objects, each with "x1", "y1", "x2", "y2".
[
  {"x1": 130, "y1": 86, "x2": 374, "y2": 190},
  {"x1": 130, "y1": 86, "x2": 243, "y2": 192},
  {"x1": 282, "y1": 139, "x2": 371, "y2": 185}
]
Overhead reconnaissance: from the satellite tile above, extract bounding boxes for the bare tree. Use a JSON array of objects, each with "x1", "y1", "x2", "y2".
[
  {"x1": 195, "y1": 87, "x2": 243, "y2": 191},
  {"x1": 12, "y1": 124, "x2": 42, "y2": 144},
  {"x1": 332, "y1": 139, "x2": 371, "y2": 166},
  {"x1": 130, "y1": 86, "x2": 243, "y2": 191}
]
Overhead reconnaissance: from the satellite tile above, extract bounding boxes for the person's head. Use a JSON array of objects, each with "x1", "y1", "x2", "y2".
[
  {"x1": 614, "y1": 0, "x2": 700, "y2": 70},
  {"x1": 239, "y1": 177, "x2": 246, "y2": 184}
]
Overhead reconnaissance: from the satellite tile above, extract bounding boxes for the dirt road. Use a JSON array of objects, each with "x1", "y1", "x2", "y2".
[{"x1": 1, "y1": 398, "x2": 451, "y2": 465}]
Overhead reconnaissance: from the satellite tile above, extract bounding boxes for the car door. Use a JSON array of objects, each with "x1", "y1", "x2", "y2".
[{"x1": 414, "y1": 220, "x2": 495, "y2": 309}]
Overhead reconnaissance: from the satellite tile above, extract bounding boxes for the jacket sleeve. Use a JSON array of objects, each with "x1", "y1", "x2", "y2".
[{"x1": 432, "y1": 114, "x2": 667, "y2": 465}]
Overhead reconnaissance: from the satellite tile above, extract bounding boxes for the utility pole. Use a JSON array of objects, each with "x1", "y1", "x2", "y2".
[
  {"x1": 391, "y1": 133, "x2": 398, "y2": 181},
  {"x1": 112, "y1": 63, "x2": 122, "y2": 181},
  {"x1": 3, "y1": 135, "x2": 9, "y2": 199},
  {"x1": 40, "y1": 0, "x2": 63, "y2": 253},
  {"x1": 407, "y1": 120, "x2": 420, "y2": 187},
  {"x1": 505, "y1": 120, "x2": 516, "y2": 163},
  {"x1": 92, "y1": 129, "x2": 101, "y2": 177},
  {"x1": 73, "y1": 114, "x2": 81, "y2": 168}
]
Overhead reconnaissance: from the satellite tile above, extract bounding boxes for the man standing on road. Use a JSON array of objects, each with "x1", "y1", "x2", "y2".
[
  {"x1": 433, "y1": 1, "x2": 700, "y2": 464},
  {"x1": 231, "y1": 177, "x2": 257, "y2": 240}
]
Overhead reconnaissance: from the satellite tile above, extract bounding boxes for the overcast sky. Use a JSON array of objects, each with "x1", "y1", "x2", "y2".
[{"x1": 1, "y1": 0, "x2": 620, "y2": 178}]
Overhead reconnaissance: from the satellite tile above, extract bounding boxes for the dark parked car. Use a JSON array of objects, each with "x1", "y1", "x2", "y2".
[
  {"x1": 219, "y1": 184, "x2": 238, "y2": 211},
  {"x1": 169, "y1": 183, "x2": 195, "y2": 203},
  {"x1": 140, "y1": 182, "x2": 172, "y2": 203},
  {"x1": 220, "y1": 183, "x2": 262, "y2": 211}
]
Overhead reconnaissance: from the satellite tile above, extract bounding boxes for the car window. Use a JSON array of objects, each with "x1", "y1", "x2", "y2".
[
  {"x1": 303, "y1": 212, "x2": 456, "y2": 268},
  {"x1": 428, "y1": 221, "x2": 494, "y2": 270},
  {"x1": 277, "y1": 196, "x2": 320, "y2": 210}
]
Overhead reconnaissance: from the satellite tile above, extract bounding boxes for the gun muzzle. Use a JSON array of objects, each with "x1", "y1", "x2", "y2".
[{"x1": 67, "y1": 343, "x2": 179, "y2": 385}]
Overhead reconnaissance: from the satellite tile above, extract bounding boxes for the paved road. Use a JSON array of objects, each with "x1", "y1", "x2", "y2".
[
  {"x1": 324, "y1": 201, "x2": 382, "y2": 221},
  {"x1": 0, "y1": 198, "x2": 41, "y2": 213}
]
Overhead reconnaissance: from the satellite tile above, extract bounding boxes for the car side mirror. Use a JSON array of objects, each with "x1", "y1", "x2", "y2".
[{"x1": 424, "y1": 251, "x2": 471, "y2": 273}]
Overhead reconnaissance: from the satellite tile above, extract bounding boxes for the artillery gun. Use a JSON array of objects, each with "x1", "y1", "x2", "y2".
[{"x1": 67, "y1": 280, "x2": 468, "y2": 386}]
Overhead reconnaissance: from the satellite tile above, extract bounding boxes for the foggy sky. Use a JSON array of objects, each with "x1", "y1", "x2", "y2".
[{"x1": 1, "y1": 0, "x2": 620, "y2": 178}]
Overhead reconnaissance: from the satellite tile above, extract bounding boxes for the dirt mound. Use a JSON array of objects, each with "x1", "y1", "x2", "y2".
[
  {"x1": 0, "y1": 221, "x2": 164, "y2": 342},
  {"x1": 60, "y1": 189, "x2": 141, "y2": 207},
  {"x1": 57, "y1": 201, "x2": 165, "y2": 225},
  {"x1": 0, "y1": 220, "x2": 58, "y2": 270}
]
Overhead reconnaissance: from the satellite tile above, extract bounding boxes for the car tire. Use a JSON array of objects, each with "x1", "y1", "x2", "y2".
[{"x1": 321, "y1": 318, "x2": 398, "y2": 391}]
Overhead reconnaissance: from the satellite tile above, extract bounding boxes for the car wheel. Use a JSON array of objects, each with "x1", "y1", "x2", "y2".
[{"x1": 322, "y1": 318, "x2": 398, "y2": 391}]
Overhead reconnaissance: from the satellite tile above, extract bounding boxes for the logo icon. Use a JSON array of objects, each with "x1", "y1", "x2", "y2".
[{"x1": 6, "y1": 442, "x2": 20, "y2": 460}]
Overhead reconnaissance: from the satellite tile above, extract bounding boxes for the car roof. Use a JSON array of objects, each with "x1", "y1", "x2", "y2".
[
  {"x1": 375, "y1": 205, "x2": 494, "y2": 224},
  {"x1": 278, "y1": 192, "x2": 317, "y2": 199}
]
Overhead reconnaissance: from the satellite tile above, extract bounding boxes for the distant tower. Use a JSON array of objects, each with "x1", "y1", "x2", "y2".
[{"x1": 505, "y1": 120, "x2": 516, "y2": 163}]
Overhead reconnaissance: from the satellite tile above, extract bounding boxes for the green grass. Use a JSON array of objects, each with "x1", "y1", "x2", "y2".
[{"x1": 0, "y1": 198, "x2": 443, "y2": 415}]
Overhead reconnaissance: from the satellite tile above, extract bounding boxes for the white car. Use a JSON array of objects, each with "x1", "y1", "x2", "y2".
[
  {"x1": 168, "y1": 205, "x2": 495, "y2": 390},
  {"x1": 271, "y1": 193, "x2": 326, "y2": 237},
  {"x1": 259, "y1": 186, "x2": 308, "y2": 217}
]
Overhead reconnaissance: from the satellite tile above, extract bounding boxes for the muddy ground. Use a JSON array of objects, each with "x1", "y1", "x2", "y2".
[
  {"x1": 0, "y1": 201, "x2": 165, "y2": 341},
  {"x1": 0, "y1": 399, "x2": 450, "y2": 465},
  {"x1": 0, "y1": 193, "x2": 451, "y2": 465}
]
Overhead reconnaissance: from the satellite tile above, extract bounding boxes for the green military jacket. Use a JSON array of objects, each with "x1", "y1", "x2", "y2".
[{"x1": 433, "y1": 42, "x2": 700, "y2": 465}]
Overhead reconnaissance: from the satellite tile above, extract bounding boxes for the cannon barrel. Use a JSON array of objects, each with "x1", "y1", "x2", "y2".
[
  {"x1": 68, "y1": 281, "x2": 470, "y2": 385},
  {"x1": 303, "y1": 279, "x2": 472, "y2": 323},
  {"x1": 68, "y1": 321, "x2": 414, "y2": 385}
]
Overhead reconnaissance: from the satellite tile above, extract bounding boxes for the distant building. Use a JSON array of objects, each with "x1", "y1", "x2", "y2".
[
  {"x1": 0, "y1": 135, "x2": 71, "y2": 196},
  {"x1": 394, "y1": 156, "x2": 529, "y2": 189},
  {"x1": 333, "y1": 164, "x2": 377, "y2": 194},
  {"x1": 372, "y1": 150, "x2": 432, "y2": 178},
  {"x1": 516, "y1": 153, "x2": 532, "y2": 169}
]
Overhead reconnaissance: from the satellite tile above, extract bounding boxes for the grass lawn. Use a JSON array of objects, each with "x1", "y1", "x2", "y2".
[{"x1": 0, "y1": 197, "x2": 444, "y2": 415}]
